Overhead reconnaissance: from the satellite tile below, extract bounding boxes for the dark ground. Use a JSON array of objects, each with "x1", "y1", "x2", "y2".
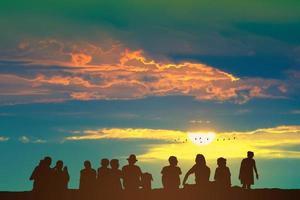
[{"x1": 1, "y1": 187, "x2": 300, "y2": 200}]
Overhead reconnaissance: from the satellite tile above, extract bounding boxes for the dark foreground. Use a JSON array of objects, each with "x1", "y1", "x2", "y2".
[{"x1": 1, "y1": 187, "x2": 299, "y2": 200}]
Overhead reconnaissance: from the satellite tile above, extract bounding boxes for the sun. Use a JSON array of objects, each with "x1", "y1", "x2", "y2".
[{"x1": 188, "y1": 131, "x2": 216, "y2": 146}]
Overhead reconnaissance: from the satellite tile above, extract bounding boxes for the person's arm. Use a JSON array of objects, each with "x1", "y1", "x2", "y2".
[
  {"x1": 214, "y1": 168, "x2": 217, "y2": 181},
  {"x1": 239, "y1": 160, "x2": 244, "y2": 180},
  {"x1": 253, "y1": 160, "x2": 259, "y2": 179},
  {"x1": 182, "y1": 167, "x2": 194, "y2": 185}
]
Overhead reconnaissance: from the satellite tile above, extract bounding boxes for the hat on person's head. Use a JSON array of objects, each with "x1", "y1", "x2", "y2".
[{"x1": 127, "y1": 154, "x2": 138, "y2": 162}]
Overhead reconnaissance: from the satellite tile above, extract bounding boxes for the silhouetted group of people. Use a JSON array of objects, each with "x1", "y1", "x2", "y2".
[
  {"x1": 30, "y1": 151, "x2": 259, "y2": 198},
  {"x1": 30, "y1": 156, "x2": 69, "y2": 198}
]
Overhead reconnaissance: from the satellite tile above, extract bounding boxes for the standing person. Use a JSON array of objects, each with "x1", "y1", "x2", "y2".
[
  {"x1": 161, "y1": 156, "x2": 182, "y2": 190},
  {"x1": 183, "y1": 154, "x2": 210, "y2": 187},
  {"x1": 79, "y1": 160, "x2": 97, "y2": 194},
  {"x1": 30, "y1": 159, "x2": 44, "y2": 191},
  {"x1": 239, "y1": 151, "x2": 259, "y2": 189},
  {"x1": 97, "y1": 158, "x2": 111, "y2": 190},
  {"x1": 53, "y1": 160, "x2": 70, "y2": 198},
  {"x1": 109, "y1": 159, "x2": 123, "y2": 192},
  {"x1": 122, "y1": 154, "x2": 142, "y2": 191},
  {"x1": 214, "y1": 157, "x2": 231, "y2": 189}
]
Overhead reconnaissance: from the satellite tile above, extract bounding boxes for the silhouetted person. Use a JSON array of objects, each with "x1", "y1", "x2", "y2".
[
  {"x1": 53, "y1": 161, "x2": 69, "y2": 190},
  {"x1": 183, "y1": 154, "x2": 210, "y2": 187},
  {"x1": 239, "y1": 151, "x2": 259, "y2": 189},
  {"x1": 122, "y1": 154, "x2": 142, "y2": 191},
  {"x1": 80, "y1": 160, "x2": 97, "y2": 194},
  {"x1": 97, "y1": 158, "x2": 111, "y2": 190},
  {"x1": 30, "y1": 159, "x2": 44, "y2": 191},
  {"x1": 109, "y1": 159, "x2": 123, "y2": 192},
  {"x1": 214, "y1": 157, "x2": 231, "y2": 189},
  {"x1": 53, "y1": 160, "x2": 69, "y2": 198},
  {"x1": 30, "y1": 156, "x2": 53, "y2": 199},
  {"x1": 141, "y1": 172, "x2": 153, "y2": 191},
  {"x1": 161, "y1": 156, "x2": 182, "y2": 190}
]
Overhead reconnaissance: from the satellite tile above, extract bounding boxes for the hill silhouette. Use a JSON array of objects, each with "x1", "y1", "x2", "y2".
[{"x1": 0, "y1": 187, "x2": 299, "y2": 200}]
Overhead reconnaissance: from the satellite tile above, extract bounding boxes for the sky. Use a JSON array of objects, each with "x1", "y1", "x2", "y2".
[{"x1": 0, "y1": 0, "x2": 300, "y2": 191}]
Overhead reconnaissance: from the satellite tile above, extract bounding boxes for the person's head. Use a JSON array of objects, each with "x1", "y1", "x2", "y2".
[
  {"x1": 168, "y1": 156, "x2": 178, "y2": 166},
  {"x1": 127, "y1": 154, "x2": 138, "y2": 165},
  {"x1": 101, "y1": 158, "x2": 110, "y2": 167},
  {"x1": 195, "y1": 154, "x2": 206, "y2": 166},
  {"x1": 110, "y1": 159, "x2": 119, "y2": 169},
  {"x1": 84, "y1": 160, "x2": 91, "y2": 169},
  {"x1": 44, "y1": 156, "x2": 52, "y2": 167},
  {"x1": 247, "y1": 151, "x2": 254, "y2": 158},
  {"x1": 56, "y1": 160, "x2": 64, "y2": 170},
  {"x1": 217, "y1": 157, "x2": 226, "y2": 167}
]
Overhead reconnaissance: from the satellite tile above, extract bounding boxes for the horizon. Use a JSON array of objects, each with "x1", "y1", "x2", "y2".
[{"x1": 1, "y1": 0, "x2": 300, "y2": 191}]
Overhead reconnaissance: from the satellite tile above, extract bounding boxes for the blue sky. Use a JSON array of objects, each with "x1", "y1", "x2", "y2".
[{"x1": 0, "y1": 0, "x2": 300, "y2": 191}]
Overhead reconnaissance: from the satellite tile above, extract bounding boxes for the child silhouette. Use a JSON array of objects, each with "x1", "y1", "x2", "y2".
[{"x1": 214, "y1": 157, "x2": 231, "y2": 189}]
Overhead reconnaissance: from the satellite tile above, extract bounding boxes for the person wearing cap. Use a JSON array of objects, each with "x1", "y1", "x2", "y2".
[
  {"x1": 214, "y1": 157, "x2": 231, "y2": 189},
  {"x1": 122, "y1": 154, "x2": 142, "y2": 191}
]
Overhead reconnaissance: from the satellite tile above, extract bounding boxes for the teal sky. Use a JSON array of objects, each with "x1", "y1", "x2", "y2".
[{"x1": 1, "y1": 0, "x2": 300, "y2": 191}]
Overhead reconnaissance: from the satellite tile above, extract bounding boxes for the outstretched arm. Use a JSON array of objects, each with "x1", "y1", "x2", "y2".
[{"x1": 182, "y1": 168, "x2": 194, "y2": 185}]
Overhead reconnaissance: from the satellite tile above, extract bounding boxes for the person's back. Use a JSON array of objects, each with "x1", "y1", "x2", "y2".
[
  {"x1": 97, "y1": 159, "x2": 111, "y2": 190},
  {"x1": 80, "y1": 161, "x2": 97, "y2": 193},
  {"x1": 141, "y1": 172, "x2": 153, "y2": 190},
  {"x1": 122, "y1": 164, "x2": 142, "y2": 190},
  {"x1": 214, "y1": 157, "x2": 231, "y2": 189},
  {"x1": 122, "y1": 154, "x2": 142, "y2": 191},
  {"x1": 183, "y1": 154, "x2": 210, "y2": 187},
  {"x1": 161, "y1": 156, "x2": 182, "y2": 190},
  {"x1": 109, "y1": 159, "x2": 122, "y2": 192},
  {"x1": 194, "y1": 164, "x2": 210, "y2": 185}
]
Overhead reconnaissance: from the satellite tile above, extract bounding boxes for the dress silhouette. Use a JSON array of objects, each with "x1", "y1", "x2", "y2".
[
  {"x1": 239, "y1": 151, "x2": 259, "y2": 189},
  {"x1": 183, "y1": 154, "x2": 210, "y2": 187},
  {"x1": 122, "y1": 154, "x2": 142, "y2": 191},
  {"x1": 214, "y1": 157, "x2": 231, "y2": 189},
  {"x1": 79, "y1": 160, "x2": 97, "y2": 193},
  {"x1": 97, "y1": 158, "x2": 111, "y2": 191},
  {"x1": 161, "y1": 156, "x2": 182, "y2": 190},
  {"x1": 109, "y1": 159, "x2": 123, "y2": 192}
]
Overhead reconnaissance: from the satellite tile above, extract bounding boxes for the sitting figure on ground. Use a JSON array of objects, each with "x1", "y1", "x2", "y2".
[
  {"x1": 214, "y1": 157, "x2": 231, "y2": 189},
  {"x1": 122, "y1": 154, "x2": 142, "y2": 191},
  {"x1": 161, "y1": 156, "x2": 182, "y2": 190},
  {"x1": 183, "y1": 154, "x2": 210, "y2": 188},
  {"x1": 239, "y1": 151, "x2": 259, "y2": 189},
  {"x1": 141, "y1": 172, "x2": 153, "y2": 191}
]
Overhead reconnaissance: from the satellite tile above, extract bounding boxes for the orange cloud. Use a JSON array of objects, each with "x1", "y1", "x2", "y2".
[{"x1": 0, "y1": 39, "x2": 288, "y2": 104}]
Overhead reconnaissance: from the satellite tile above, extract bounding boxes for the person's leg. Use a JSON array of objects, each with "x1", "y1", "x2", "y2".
[{"x1": 242, "y1": 183, "x2": 246, "y2": 189}]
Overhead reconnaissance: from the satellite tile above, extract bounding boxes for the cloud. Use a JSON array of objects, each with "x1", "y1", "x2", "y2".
[
  {"x1": 0, "y1": 136, "x2": 9, "y2": 142},
  {"x1": 291, "y1": 110, "x2": 300, "y2": 114},
  {"x1": 18, "y1": 136, "x2": 46, "y2": 144},
  {"x1": 19, "y1": 136, "x2": 30, "y2": 143},
  {"x1": 0, "y1": 39, "x2": 289, "y2": 104},
  {"x1": 65, "y1": 125, "x2": 300, "y2": 160}
]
